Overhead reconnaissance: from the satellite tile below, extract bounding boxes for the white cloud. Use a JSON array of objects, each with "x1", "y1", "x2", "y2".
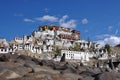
[
  {"x1": 59, "y1": 20, "x2": 76, "y2": 28},
  {"x1": 59, "y1": 15, "x2": 76, "y2": 28},
  {"x1": 81, "y1": 18, "x2": 88, "y2": 24},
  {"x1": 96, "y1": 40, "x2": 105, "y2": 47},
  {"x1": 59, "y1": 15, "x2": 69, "y2": 23},
  {"x1": 24, "y1": 18, "x2": 35, "y2": 23},
  {"x1": 35, "y1": 15, "x2": 77, "y2": 28},
  {"x1": 104, "y1": 36, "x2": 120, "y2": 46},
  {"x1": 36, "y1": 15, "x2": 58, "y2": 22},
  {"x1": 96, "y1": 36, "x2": 120, "y2": 47}
]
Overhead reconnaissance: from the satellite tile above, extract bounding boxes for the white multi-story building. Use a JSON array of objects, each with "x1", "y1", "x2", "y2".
[{"x1": 0, "y1": 25, "x2": 112, "y2": 62}]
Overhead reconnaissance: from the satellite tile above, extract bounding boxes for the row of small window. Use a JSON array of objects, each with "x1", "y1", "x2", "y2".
[
  {"x1": 0, "y1": 48, "x2": 14, "y2": 51},
  {"x1": 15, "y1": 38, "x2": 23, "y2": 40},
  {"x1": 0, "y1": 49, "x2": 8, "y2": 52},
  {"x1": 65, "y1": 51, "x2": 81, "y2": 54},
  {"x1": 66, "y1": 54, "x2": 74, "y2": 57}
]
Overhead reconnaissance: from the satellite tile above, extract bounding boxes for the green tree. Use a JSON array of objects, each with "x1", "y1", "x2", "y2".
[
  {"x1": 54, "y1": 46, "x2": 61, "y2": 56},
  {"x1": 73, "y1": 42, "x2": 79, "y2": 51},
  {"x1": 104, "y1": 44, "x2": 114, "y2": 70},
  {"x1": 87, "y1": 36, "x2": 90, "y2": 43},
  {"x1": 104, "y1": 44, "x2": 111, "y2": 54},
  {"x1": 87, "y1": 36, "x2": 91, "y2": 48},
  {"x1": 91, "y1": 44, "x2": 95, "y2": 50}
]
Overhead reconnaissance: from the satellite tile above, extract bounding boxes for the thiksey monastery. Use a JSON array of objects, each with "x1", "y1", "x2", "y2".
[{"x1": 0, "y1": 25, "x2": 116, "y2": 63}]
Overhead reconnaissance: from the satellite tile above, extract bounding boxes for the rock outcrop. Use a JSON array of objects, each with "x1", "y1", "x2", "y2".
[{"x1": 0, "y1": 53, "x2": 120, "y2": 80}]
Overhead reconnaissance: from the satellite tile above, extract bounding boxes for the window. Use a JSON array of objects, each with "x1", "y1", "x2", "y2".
[
  {"x1": 67, "y1": 54, "x2": 68, "y2": 57},
  {"x1": 1, "y1": 49, "x2": 3, "y2": 51},
  {"x1": 5, "y1": 49, "x2": 7, "y2": 52}
]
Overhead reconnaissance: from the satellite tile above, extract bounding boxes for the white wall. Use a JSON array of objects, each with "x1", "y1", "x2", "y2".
[
  {"x1": 15, "y1": 37, "x2": 23, "y2": 44},
  {"x1": 34, "y1": 31, "x2": 42, "y2": 38},
  {"x1": 0, "y1": 48, "x2": 9, "y2": 53},
  {"x1": 61, "y1": 50, "x2": 90, "y2": 62},
  {"x1": 45, "y1": 40, "x2": 54, "y2": 45},
  {"x1": 37, "y1": 41, "x2": 43, "y2": 46},
  {"x1": 23, "y1": 36, "x2": 33, "y2": 43},
  {"x1": 56, "y1": 30, "x2": 72, "y2": 35}
]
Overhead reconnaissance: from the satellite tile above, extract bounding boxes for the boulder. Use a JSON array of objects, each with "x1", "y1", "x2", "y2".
[
  {"x1": 0, "y1": 62, "x2": 20, "y2": 70},
  {"x1": 0, "y1": 76, "x2": 7, "y2": 80},
  {"x1": 61, "y1": 68, "x2": 74, "y2": 74},
  {"x1": 0, "y1": 69, "x2": 21, "y2": 79},
  {"x1": 24, "y1": 63, "x2": 42, "y2": 72},
  {"x1": 68, "y1": 65, "x2": 80, "y2": 74},
  {"x1": 115, "y1": 72, "x2": 120, "y2": 80},
  {"x1": 53, "y1": 65, "x2": 67, "y2": 70},
  {"x1": 0, "y1": 54, "x2": 19, "y2": 62},
  {"x1": 9, "y1": 77, "x2": 49, "y2": 80},
  {"x1": 63, "y1": 73, "x2": 82, "y2": 80},
  {"x1": 40, "y1": 60, "x2": 56, "y2": 67},
  {"x1": 31, "y1": 58, "x2": 41, "y2": 65},
  {"x1": 86, "y1": 67, "x2": 101, "y2": 74},
  {"x1": 78, "y1": 76, "x2": 94, "y2": 80},
  {"x1": 51, "y1": 74, "x2": 66, "y2": 80},
  {"x1": 75, "y1": 66, "x2": 87, "y2": 73},
  {"x1": 0, "y1": 54, "x2": 11, "y2": 62},
  {"x1": 95, "y1": 72, "x2": 116, "y2": 80},
  {"x1": 11, "y1": 72, "x2": 65, "y2": 80},
  {"x1": 11, "y1": 66, "x2": 32, "y2": 76},
  {"x1": 79, "y1": 71, "x2": 96, "y2": 77},
  {"x1": 14, "y1": 59, "x2": 26, "y2": 66},
  {"x1": 61, "y1": 65, "x2": 80, "y2": 74},
  {"x1": 17, "y1": 55, "x2": 32, "y2": 61},
  {"x1": 14, "y1": 55, "x2": 36, "y2": 66}
]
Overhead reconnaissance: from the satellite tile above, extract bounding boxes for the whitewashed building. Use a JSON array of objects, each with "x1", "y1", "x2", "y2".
[
  {"x1": 0, "y1": 25, "x2": 113, "y2": 63},
  {"x1": 61, "y1": 50, "x2": 90, "y2": 62},
  {"x1": 61, "y1": 49, "x2": 109, "y2": 62},
  {"x1": 0, "y1": 47, "x2": 15, "y2": 54},
  {"x1": 0, "y1": 47, "x2": 9, "y2": 54},
  {"x1": 0, "y1": 38, "x2": 9, "y2": 47},
  {"x1": 75, "y1": 40, "x2": 100, "y2": 49},
  {"x1": 23, "y1": 35, "x2": 33, "y2": 44},
  {"x1": 15, "y1": 37, "x2": 23, "y2": 44}
]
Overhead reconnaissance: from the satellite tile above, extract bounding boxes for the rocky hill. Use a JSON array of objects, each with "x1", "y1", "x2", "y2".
[
  {"x1": 111, "y1": 45, "x2": 120, "y2": 55},
  {"x1": 0, "y1": 53, "x2": 120, "y2": 80},
  {"x1": 115, "y1": 44, "x2": 120, "y2": 47}
]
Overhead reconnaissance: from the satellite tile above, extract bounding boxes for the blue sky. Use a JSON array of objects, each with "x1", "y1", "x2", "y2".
[{"x1": 0, "y1": 0, "x2": 120, "y2": 46}]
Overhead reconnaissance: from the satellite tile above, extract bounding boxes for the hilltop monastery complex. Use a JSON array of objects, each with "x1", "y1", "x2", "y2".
[{"x1": 0, "y1": 25, "x2": 116, "y2": 63}]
